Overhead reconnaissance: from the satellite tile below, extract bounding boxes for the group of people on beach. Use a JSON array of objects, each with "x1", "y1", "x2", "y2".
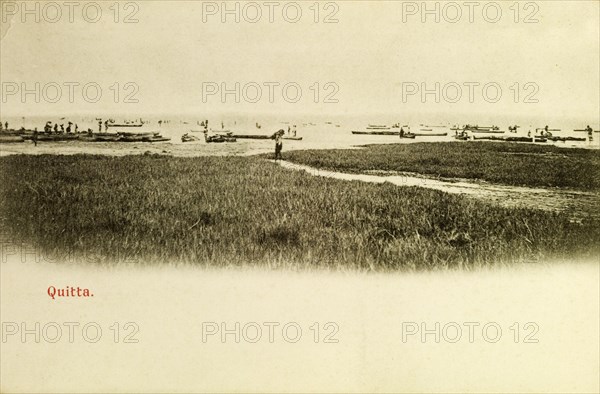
[{"x1": 44, "y1": 121, "x2": 80, "y2": 134}]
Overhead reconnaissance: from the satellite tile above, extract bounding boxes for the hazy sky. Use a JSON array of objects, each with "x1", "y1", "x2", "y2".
[{"x1": 1, "y1": 0, "x2": 598, "y2": 121}]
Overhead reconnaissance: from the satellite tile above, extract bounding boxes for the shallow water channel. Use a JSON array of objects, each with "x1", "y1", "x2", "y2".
[{"x1": 274, "y1": 160, "x2": 600, "y2": 221}]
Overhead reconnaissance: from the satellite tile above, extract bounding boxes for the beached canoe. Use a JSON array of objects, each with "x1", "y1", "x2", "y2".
[
  {"x1": 411, "y1": 132, "x2": 448, "y2": 137},
  {"x1": 472, "y1": 136, "x2": 504, "y2": 141},
  {"x1": 0, "y1": 136, "x2": 25, "y2": 143},
  {"x1": 546, "y1": 136, "x2": 587, "y2": 142},
  {"x1": 282, "y1": 136, "x2": 303, "y2": 141},
  {"x1": 205, "y1": 135, "x2": 236, "y2": 143},
  {"x1": 504, "y1": 136, "x2": 547, "y2": 143},
  {"x1": 367, "y1": 124, "x2": 388, "y2": 128},
  {"x1": 120, "y1": 135, "x2": 146, "y2": 142},
  {"x1": 119, "y1": 132, "x2": 159, "y2": 137},
  {"x1": 94, "y1": 135, "x2": 122, "y2": 142},
  {"x1": 471, "y1": 130, "x2": 505, "y2": 134},
  {"x1": 352, "y1": 130, "x2": 399, "y2": 136},
  {"x1": 143, "y1": 136, "x2": 171, "y2": 142},
  {"x1": 108, "y1": 123, "x2": 143, "y2": 128},
  {"x1": 34, "y1": 134, "x2": 80, "y2": 142},
  {"x1": 399, "y1": 133, "x2": 416, "y2": 139},
  {"x1": 454, "y1": 135, "x2": 469, "y2": 141}
]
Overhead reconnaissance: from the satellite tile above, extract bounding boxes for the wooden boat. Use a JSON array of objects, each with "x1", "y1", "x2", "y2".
[
  {"x1": 419, "y1": 128, "x2": 433, "y2": 132},
  {"x1": 352, "y1": 130, "x2": 399, "y2": 136},
  {"x1": 473, "y1": 135, "x2": 504, "y2": 141},
  {"x1": 32, "y1": 134, "x2": 80, "y2": 142},
  {"x1": 94, "y1": 134, "x2": 122, "y2": 142},
  {"x1": 108, "y1": 123, "x2": 142, "y2": 128},
  {"x1": 120, "y1": 135, "x2": 146, "y2": 142},
  {"x1": 205, "y1": 135, "x2": 236, "y2": 143},
  {"x1": 504, "y1": 136, "x2": 547, "y2": 143},
  {"x1": 181, "y1": 134, "x2": 200, "y2": 143},
  {"x1": 454, "y1": 135, "x2": 469, "y2": 141},
  {"x1": 471, "y1": 129, "x2": 505, "y2": 134},
  {"x1": 282, "y1": 136, "x2": 303, "y2": 141},
  {"x1": 0, "y1": 135, "x2": 24, "y2": 143},
  {"x1": 411, "y1": 132, "x2": 448, "y2": 137},
  {"x1": 574, "y1": 129, "x2": 599, "y2": 133},
  {"x1": 143, "y1": 136, "x2": 170, "y2": 142},
  {"x1": 231, "y1": 134, "x2": 273, "y2": 139},
  {"x1": 546, "y1": 136, "x2": 587, "y2": 142},
  {"x1": 366, "y1": 126, "x2": 391, "y2": 130},
  {"x1": 119, "y1": 132, "x2": 158, "y2": 137},
  {"x1": 399, "y1": 133, "x2": 416, "y2": 139}
]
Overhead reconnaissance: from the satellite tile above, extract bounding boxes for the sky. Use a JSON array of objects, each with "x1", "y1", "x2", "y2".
[{"x1": 1, "y1": 0, "x2": 599, "y2": 124}]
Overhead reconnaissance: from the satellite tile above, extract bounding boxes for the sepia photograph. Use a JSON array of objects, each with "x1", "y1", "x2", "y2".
[{"x1": 1, "y1": 0, "x2": 599, "y2": 392}]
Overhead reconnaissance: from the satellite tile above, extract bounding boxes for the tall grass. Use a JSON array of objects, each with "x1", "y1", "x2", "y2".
[
  {"x1": 1, "y1": 154, "x2": 598, "y2": 270},
  {"x1": 283, "y1": 142, "x2": 600, "y2": 190}
]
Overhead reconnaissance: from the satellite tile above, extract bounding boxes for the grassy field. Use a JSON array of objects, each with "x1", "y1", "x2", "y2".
[
  {"x1": 1, "y1": 154, "x2": 598, "y2": 270},
  {"x1": 282, "y1": 142, "x2": 600, "y2": 191}
]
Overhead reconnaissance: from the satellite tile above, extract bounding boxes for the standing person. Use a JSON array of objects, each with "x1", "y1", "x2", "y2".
[
  {"x1": 4, "y1": 122, "x2": 8, "y2": 130},
  {"x1": 104, "y1": 120, "x2": 109, "y2": 131},
  {"x1": 400, "y1": 127, "x2": 405, "y2": 138},
  {"x1": 54, "y1": 123, "x2": 58, "y2": 133},
  {"x1": 98, "y1": 121, "x2": 102, "y2": 132},
  {"x1": 33, "y1": 128, "x2": 38, "y2": 147},
  {"x1": 66, "y1": 122, "x2": 72, "y2": 133},
  {"x1": 292, "y1": 125, "x2": 297, "y2": 137},
  {"x1": 75, "y1": 124, "x2": 79, "y2": 133},
  {"x1": 287, "y1": 126, "x2": 291, "y2": 135},
  {"x1": 60, "y1": 124, "x2": 65, "y2": 133},
  {"x1": 274, "y1": 130, "x2": 284, "y2": 160}
]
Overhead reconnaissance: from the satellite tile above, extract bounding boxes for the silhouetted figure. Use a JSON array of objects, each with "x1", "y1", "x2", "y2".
[
  {"x1": 274, "y1": 130, "x2": 284, "y2": 160},
  {"x1": 54, "y1": 123, "x2": 59, "y2": 133}
]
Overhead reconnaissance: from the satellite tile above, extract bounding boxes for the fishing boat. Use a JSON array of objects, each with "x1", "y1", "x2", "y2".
[
  {"x1": 120, "y1": 135, "x2": 146, "y2": 142},
  {"x1": 119, "y1": 132, "x2": 159, "y2": 137},
  {"x1": 366, "y1": 125, "x2": 390, "y2": 130},
  {"x1": 94, "y1": 134, "x2": 122, "y2": 142},
  {"x1": 205, "y1": 135, "x2": 236, "y2": 143},
  {"x1": 0, "y1": 135, "x2": 24, "y2": 143},
  {"x1": 399, "y1": 133, "x2": 416, "y2": 139},
  {"x1": 546, "y1": 136, "x2": 587, "y2": 142},
  {"x1": 471, "y1": 129, "x2": 505, "y2": 134},
  {"x1": 352, "y1": 130, "x2": 399, "y2": 136},
  {"x1": 143, "y1": 136, "x2": 170, "y2": 142},
  {"x1": 504, "y1": 136, "x2": 547, "y2": 143},
  {"x1": 107, "y1": 123, "x2": 143, "y2": 128},
  {"x1": 29, "y1": 134, "x2": 80, "y2": 142},
  {"x1": 473, "y1": 135, "x2": 504, "y2": 141},
  {"x1": 367, "y1": 124, "x2": 388, "y2": 128},
  {"x1": 181, "y1": 133, "x2": 200, "y2": 143},
  {"x1": 411, "y1": 132, "x2": 448, "y2": 137}
]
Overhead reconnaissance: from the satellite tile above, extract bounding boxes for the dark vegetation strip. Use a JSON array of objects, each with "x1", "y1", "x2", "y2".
[{"x1": 282, "y1": 142, "x2": 600, "y2": 191}]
